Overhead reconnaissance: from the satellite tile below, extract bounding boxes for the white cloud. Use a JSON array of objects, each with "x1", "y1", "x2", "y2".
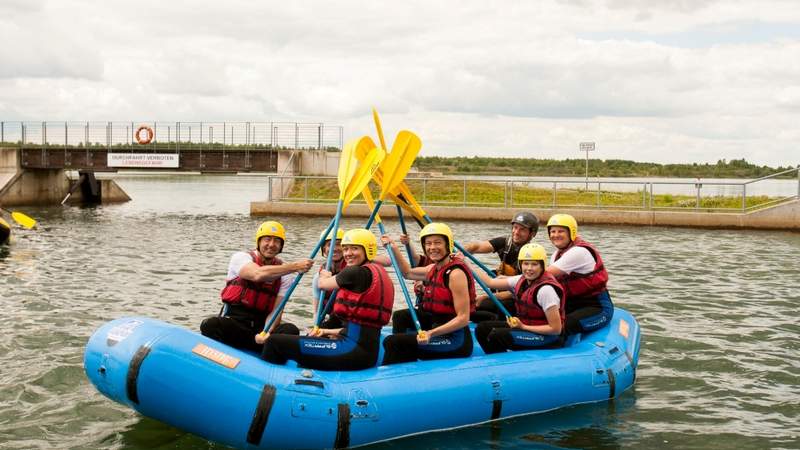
[{"x1": 0, "y1": 0, "x2": 799, "y2": 167}]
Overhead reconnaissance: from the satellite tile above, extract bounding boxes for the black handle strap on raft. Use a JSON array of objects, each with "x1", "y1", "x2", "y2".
[
  {"x1": 491, "y1": 399, "x2": 503, "y2": 420},
  {"x1": 247, "y1": 384, "x2": 277, "y2": 445},
  {"x1": 606, "y1": 369, "x2": 617, "y2": 399},
  {"x1": 334, "y1": 403, "x2": 351, "y2": 449},
  {"x1": 125, "y1": 345, "x2": 151, "y2": 405},
  {"x1": 294, "y1": 379, "x2": 325, "y2": 388}
]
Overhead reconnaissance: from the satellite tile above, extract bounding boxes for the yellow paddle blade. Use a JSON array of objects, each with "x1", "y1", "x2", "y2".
[
  {"x1": 378, "y1": 130, "x2": 421, "y2": 201},
  {"x1": 361, "y1": 187, "x2": 382, "y2": 225},
  {"x1": 11, "y1": 211, "x2": 37, "y2": 230},
  {"x1": 388, "y1": 191, "x2": 425, "y2": 224},
  {"x1": 372, "y1": 108, "x2": 388, "y2": 151},
  {"x1": 337, "y1": 138, "x2": 361, "y2": 199},
  {"x1": 392, "y1": 182, "x2": 427, "y2": 221},
  {"x1": 355, "y1": 136, "x2": 385, "y2": 187},
  {"x1": 353, "y1": 136, "x2": 379, "y2": 168},
  {"x1": 343, "y1": 146, "x2": 385, "y2": 207}
]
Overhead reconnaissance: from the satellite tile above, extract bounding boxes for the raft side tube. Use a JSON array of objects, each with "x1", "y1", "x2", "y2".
[{"x1": 84, "y1": 308, "x2": 641, "y2": 449}]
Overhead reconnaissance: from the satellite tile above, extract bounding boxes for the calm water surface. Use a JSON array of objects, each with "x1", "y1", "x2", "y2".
[{"x1": 1, "y1": 174, "x2": 798, "y2": 450}]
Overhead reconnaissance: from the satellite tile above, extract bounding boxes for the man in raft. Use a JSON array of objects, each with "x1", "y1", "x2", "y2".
[
  {"x1": 200, "y1": 220, "x2": 314, "y2": 352},
  {"x1": 460, "y1": 211, "x2": 539, "y2": 321},
  {"x1": 546, "y1": 214, "x2": 614, "y2": 335},
  {"x1": 381, "y1": 223, "x2": 476, "y2": 364},
  {"x1": 472, "y1": 243, "x2": 566, "y2": 353},
  {"x1": 259, "y1": 228, "x2": 394, "y2": 370}
]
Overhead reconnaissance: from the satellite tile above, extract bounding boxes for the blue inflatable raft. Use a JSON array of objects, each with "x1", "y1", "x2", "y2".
[{"x1": 84, "y1": 308, "x2": 641, "y2": 449}]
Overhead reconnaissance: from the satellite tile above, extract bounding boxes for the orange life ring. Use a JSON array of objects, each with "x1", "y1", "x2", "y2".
[{"x1": 135, "y1": 125, "x2": 154, "y2": 145}]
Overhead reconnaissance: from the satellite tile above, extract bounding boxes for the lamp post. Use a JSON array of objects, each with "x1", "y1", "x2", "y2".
[{"x1": 579, "y1": 142, "x2": 595, "y2": 189}]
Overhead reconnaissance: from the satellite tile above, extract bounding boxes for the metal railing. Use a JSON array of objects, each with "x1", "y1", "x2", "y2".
[
  {"x1": 267, "y1": 166, "x2": 800, "y2": 213},
  {"x1": 0, "y1": 121, "x2": 343, "y2": 151}
]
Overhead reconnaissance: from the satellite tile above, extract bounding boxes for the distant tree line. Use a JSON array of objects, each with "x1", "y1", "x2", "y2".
[{"x1": 413, "y1": 156, "x2": 797, "y2": 178}]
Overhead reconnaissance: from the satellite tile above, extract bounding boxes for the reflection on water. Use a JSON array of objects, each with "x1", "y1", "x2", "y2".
[{"x1": 1, "y1": 174, "x2": 798, "y2": 450}]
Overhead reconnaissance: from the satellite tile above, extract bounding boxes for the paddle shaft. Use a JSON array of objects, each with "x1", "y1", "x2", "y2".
[
  {"x1": 312, "y1": 201, "x2": 345, "y2": 327},
  {"x1": 376, "y1": 219, "x2": 422, "y2": 332},
  {"x1": 319, "y1": 288, "x2": 338, "y2": 320},
  {"x1": 361, "y1": 186, "x2": 422, "y2": 333},
  {"x1": 415, "y1": 213, "x2": 495, "y2": 277},
  {"x1": 396, "y1": 204, "x2": 416, "y2": 267},
  {"x1": 415, "y1": 212, "x2": 511, "y2": 318},
  {"x1": 263, "y1": 218, "x2": 336, "y2": 333}
]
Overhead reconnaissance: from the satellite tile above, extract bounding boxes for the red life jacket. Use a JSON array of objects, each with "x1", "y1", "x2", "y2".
[
  {"x1": 319, "y1": 258, "x2": 347, "y2": 301},
  {"x1": 497, "y1": 236, "x2": 524, "y2": 276},
  {"x1": 333, "y1": 262, "x2": 395, "y2": 329},
  {"x1": 419, "y1": 258, "x2": 477, "y2": 316},
  {"x1": 552, "y1": 237, "x2": 608, "y2": 299},
  {"x1": 220, "y1": 251, "x2": 282, "y2": 312},
  {"x1": 515, "y1": 272, "x2": 566, "y2": 326},
  {"x1": 413, "y1": 255, "x2": 434, "y2": 297}
]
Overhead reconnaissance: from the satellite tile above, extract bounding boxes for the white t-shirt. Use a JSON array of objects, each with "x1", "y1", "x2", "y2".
[
  {"x1": 505, "y1": 275, "x2": 561, "y2": 312},
  {"x1": 227, "y1": 251, "x2": 295, "y2": 298},
  {"x1": 549, "y1": 246, "x2": 595, "y2": 274}
]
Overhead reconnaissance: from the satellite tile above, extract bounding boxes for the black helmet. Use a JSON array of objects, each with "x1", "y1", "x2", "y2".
[{"x1": 511, "y1": 212, "x2": 539, "y2": 236}]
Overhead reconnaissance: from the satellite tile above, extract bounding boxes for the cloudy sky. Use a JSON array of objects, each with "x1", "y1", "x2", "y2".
[{"x1": 1, "y1": 0, "x2": 799, "y2": 167}]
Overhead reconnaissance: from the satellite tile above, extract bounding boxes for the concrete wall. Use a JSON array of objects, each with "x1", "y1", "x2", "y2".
[
  {"x1": 299, "y1": 149, "x2": 338, "y2": 176},
  {"x1": 250, "y1": 199, "x2": 800, "y2": 231},
  {"x1": 276, "y1": 149, "x2": 339, "y2": 177},
  {"x1": 0, "y1": 168, "x2": 71, "y2": 205},
  {"x1": 0, "y1": 146, "x2": 131, "y2": 206},
  {"x1": 272, "y1": 150, "x2": 339, "y2": 201},
  {"x1": 0, "y1": 147, "x2": 19, "y2": 194}
]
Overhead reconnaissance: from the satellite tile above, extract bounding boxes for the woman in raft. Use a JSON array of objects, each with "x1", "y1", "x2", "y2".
[
  {"x1": 258, "y1": 228, "x2": 394, "y2": 370},
  {"x1": 472, "y1": 243, "x2": 566, "y2": 353},
  {"x1": 381, "y1": 222, "x2": 476, "y2": 365}
]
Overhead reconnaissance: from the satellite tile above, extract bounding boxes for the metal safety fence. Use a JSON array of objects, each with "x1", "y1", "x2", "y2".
[
  {"x1": 268, "y1": 167, "x2": 800, "y2": 213},
  {"x1": 0, "y1": 121, "x2": 343, "y2": 151}
]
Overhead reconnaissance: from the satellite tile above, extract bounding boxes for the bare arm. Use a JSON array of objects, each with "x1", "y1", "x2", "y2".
[
  {"x1": 379, "y1": 235, "x2": 413, "y2": 277},
  {"x1": 240, "y1": 258, "x2": 314, "y2": 283},
  {"x1": 399, "y1": 234, "x2": 421, "y2": 266},
  {"x1": 316, "y1": 269, "x2": 340, "y2": 291},
  {"x1": 515, "y1": 306, "x2": 562, "y2": 335},
  {"x1": 545, "y1": 265, "x2": 566, "y2": 277},
  {"x1": 474, "y1": 265, "x2": 513, "y2": 291},
  {"x1": 461, "y1": 240, "x2": 494, "y2": 254}
]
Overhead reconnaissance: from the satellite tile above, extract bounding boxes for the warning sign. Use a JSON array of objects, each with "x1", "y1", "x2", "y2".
[{"x1": 108, "y1": 153, "x2": 179, "y2": 168}]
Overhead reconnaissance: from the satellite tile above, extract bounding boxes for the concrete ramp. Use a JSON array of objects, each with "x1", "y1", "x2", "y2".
[{"x1": 0, "y1": 172, "x2": 15, "y2": 191}]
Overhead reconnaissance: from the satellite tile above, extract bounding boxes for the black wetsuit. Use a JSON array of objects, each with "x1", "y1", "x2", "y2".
[
  {"x1": 200, "y1": 304, "x2": 299, "y2": 353},
  {"x1": 260, "y1": 265, "x2": 383, "y2": 371}
]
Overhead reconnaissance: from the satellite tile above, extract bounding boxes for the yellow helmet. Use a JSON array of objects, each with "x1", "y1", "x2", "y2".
[
  {"x1": 341, "y1": 228, "x2": 378, "y2": 261},
  {"x1": 517, "y1": 243, "x2": 548, "y2": 269},
  {"x1": 419, "y1": 222, "x2": 454, "y2": 254},
  {"x1": 319, "y1": 227, "x2": 345, "y2": 243},
  {"x1": 546, "y1": 214, "x2": 578, "y2": 241},
  {"x1": 255, "y1": 221, "x2": 286, "y2": 251}
]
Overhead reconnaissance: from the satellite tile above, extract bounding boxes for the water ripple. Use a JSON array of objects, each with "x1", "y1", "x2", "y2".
[{"x1": 1, "y1": 176, "x2": 798, "y2": 449}]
